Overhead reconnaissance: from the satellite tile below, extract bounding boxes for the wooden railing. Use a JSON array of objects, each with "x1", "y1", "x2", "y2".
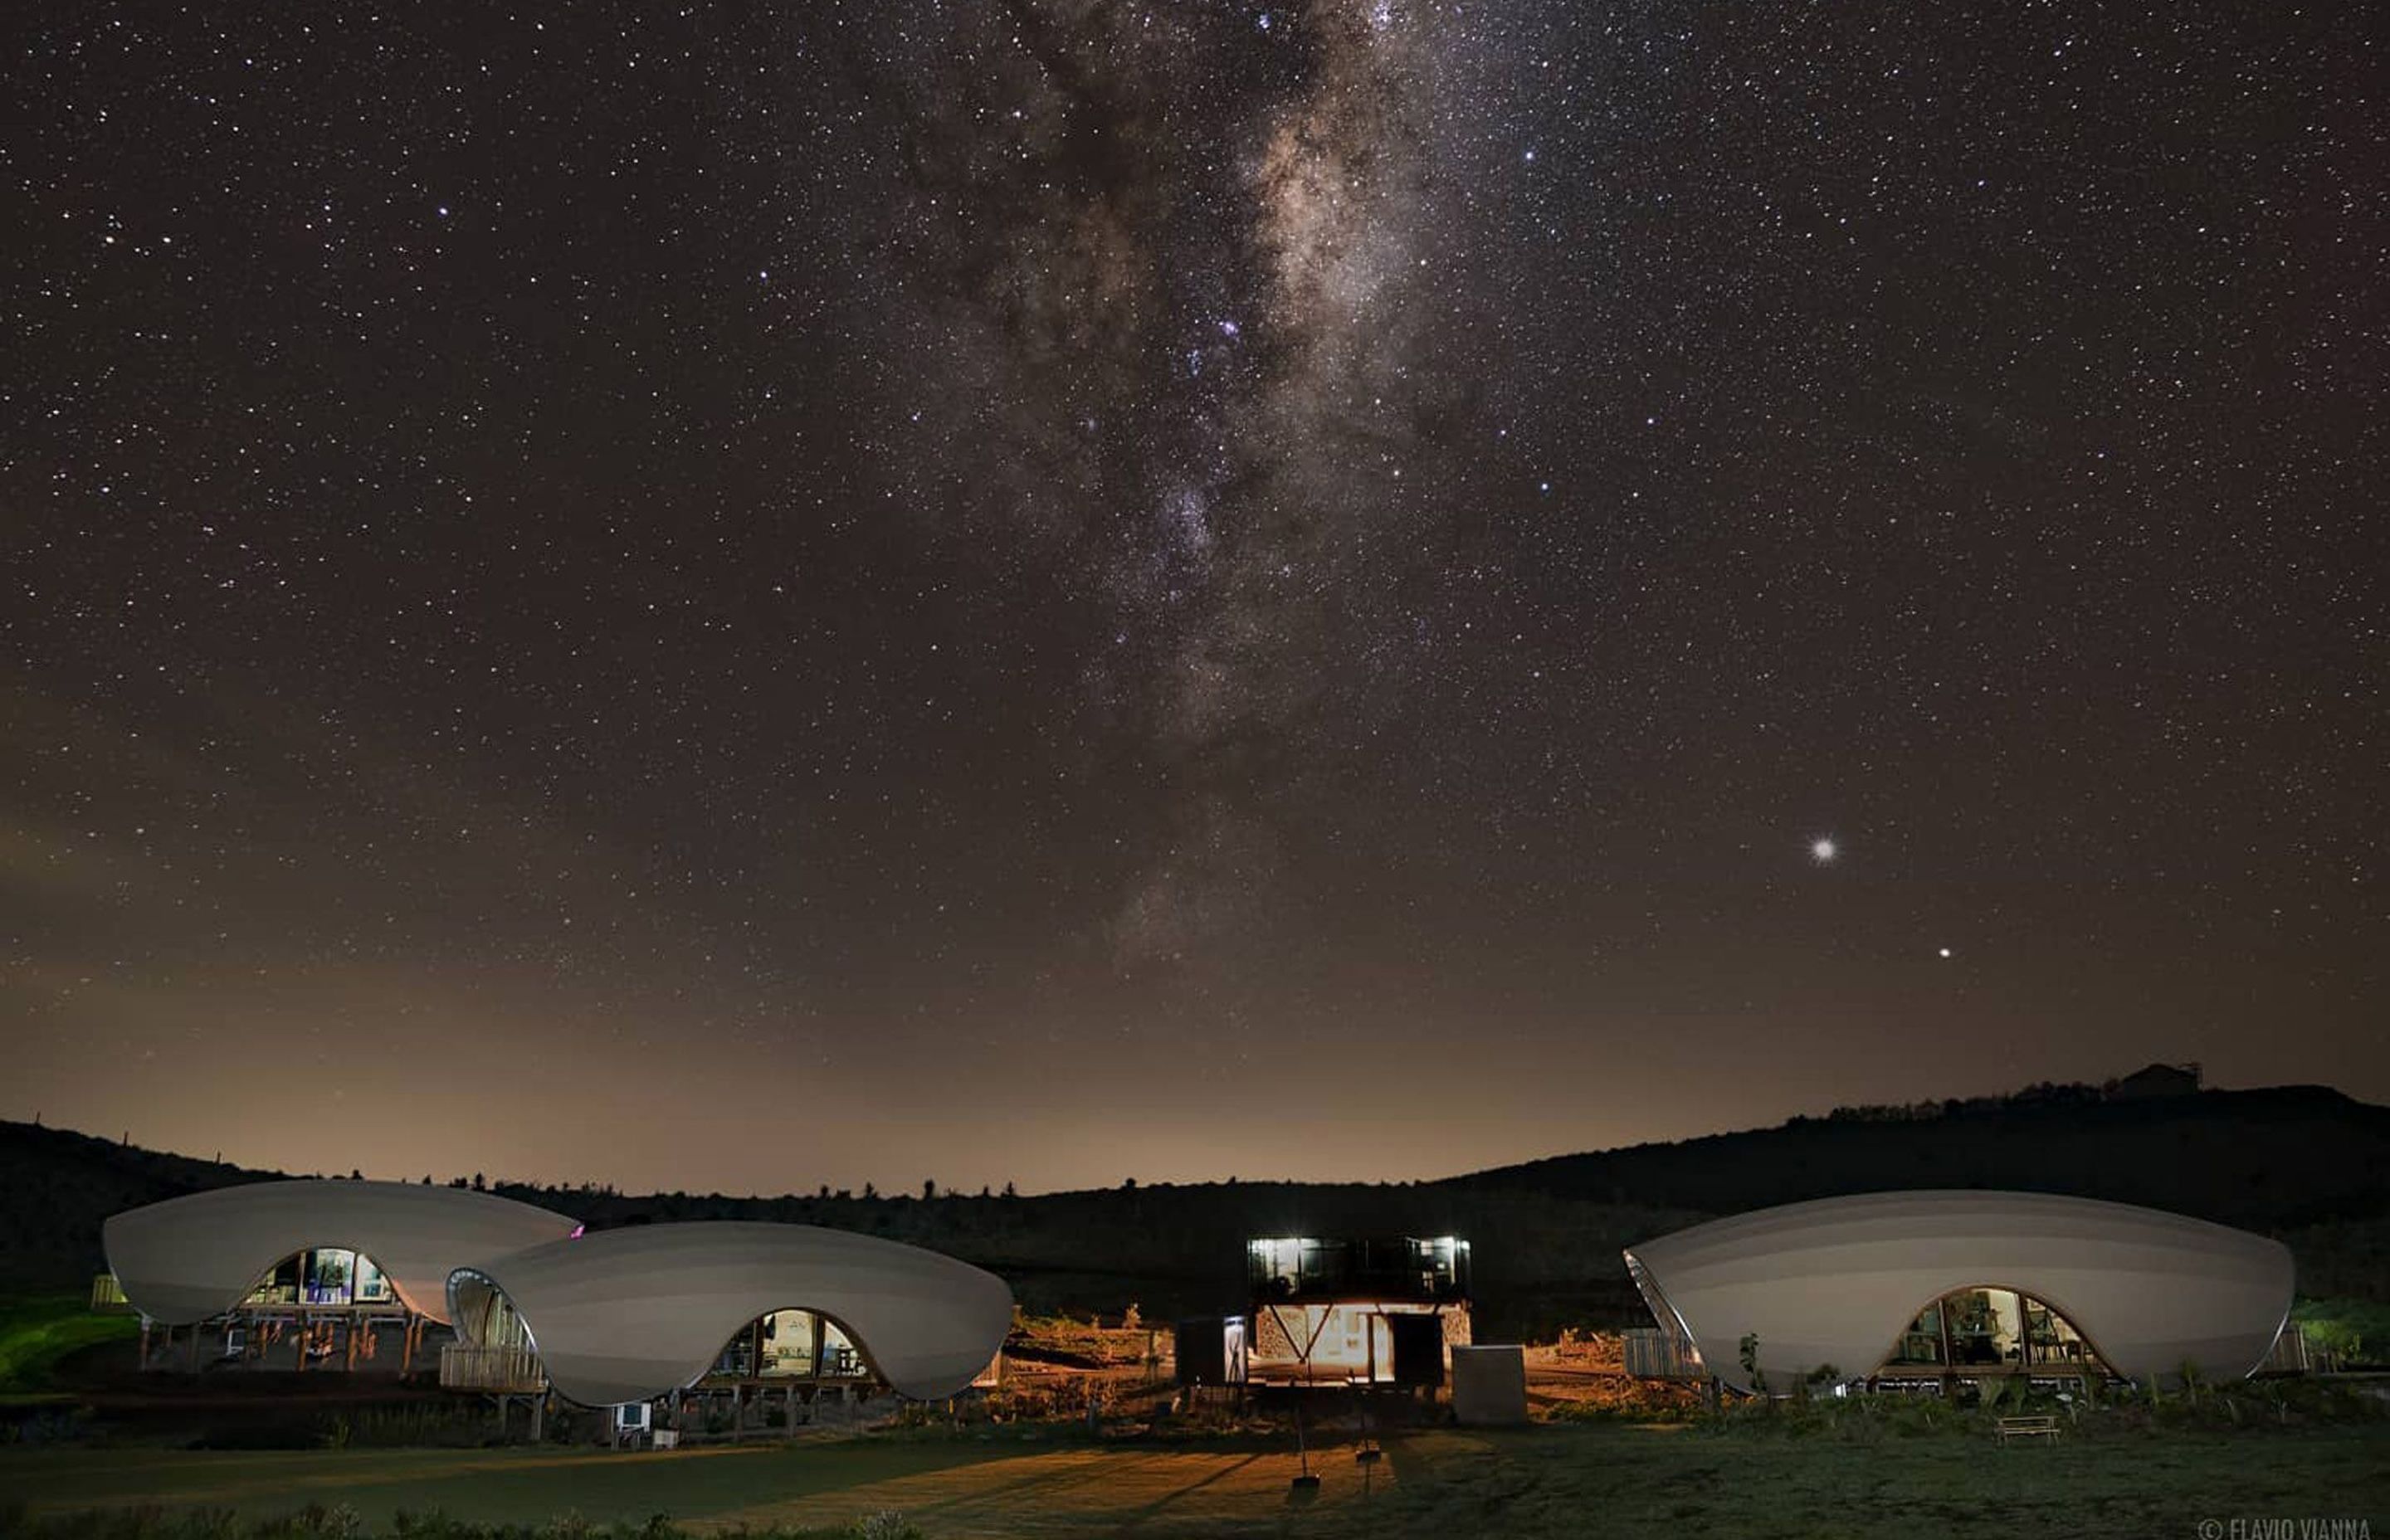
[{"x1": 439, "y1": 1344, "x2": 547, "y2": 1393}]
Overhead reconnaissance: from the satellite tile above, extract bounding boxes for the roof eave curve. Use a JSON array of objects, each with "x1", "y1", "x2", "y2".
[
  {"x1": 102, "y1": 1180, "x2": 582, "y2": 1326},
  {"x1": 1626, "y1": 1190, "x2": 2293, "y2": 1392},
  {"x1": 452, "y1": 1221, "x2": 1013, "y2": 1406}
]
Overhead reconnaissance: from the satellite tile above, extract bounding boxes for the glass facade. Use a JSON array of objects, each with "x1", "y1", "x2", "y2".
[
  {"x1": 713, "y1": 1309, "x2": 871, "y2": 1380},
  {"x1": 822, "y1": 1318, "x2": 863, "y2": 1377},
  {"x1": 304, "y1": 1249, "x2": 353, "y2": 1305},
  {"x1": 241, "y1": 1249, "x2": 396, "y2": 1309},
  {"x1": 1880, "y1": 1286, "x2": 2103, "y2": 1375},
  {"x1": 759, "y1": 1308, "x2": 816, "y2": 1377},
  {"x1": 1246, "y1": 1236, "x2": 1470, "y2": 1302}
]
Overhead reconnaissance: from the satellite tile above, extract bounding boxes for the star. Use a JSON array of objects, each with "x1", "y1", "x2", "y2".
[{"x1": 7, "y1": 0, "x2": 2372, "y2": 1201}]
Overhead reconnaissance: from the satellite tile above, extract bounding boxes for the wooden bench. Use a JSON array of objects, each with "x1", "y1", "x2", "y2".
[{"x1": 1996, "y1": 1415, "x2": 2061, "y2": 1444}]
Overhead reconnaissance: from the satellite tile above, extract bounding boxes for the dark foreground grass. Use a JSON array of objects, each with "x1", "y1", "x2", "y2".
[
  {"x1": 4, "y1": 1420, "x2": 2388, "y2": 1538},
  {"x1": 1322, "y1": 1420, "x2": 2390, "y2": 1539}
]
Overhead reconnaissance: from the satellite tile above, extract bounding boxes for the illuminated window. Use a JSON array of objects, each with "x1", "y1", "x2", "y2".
[
  {"x1": 759, "y1": 1309, "x2": 817, "y2": 1377},
  {"x1": 712, "y1": 1309, "x2": 869, "y2": 1379},
  {"x1": 246, "y1": 1255, "x2": 302, "y2": 1307},
  {"x1": 1889, "y1": 1300, "x2": 1947, "y2": 1366},
  {"x1": 822, "y1": 1318, "x2": 865, "y2": 1377},
  {"x1": 1880, "y1": 1288, "x2": 2105, "y2": 1376},
  {"x1": 1944, "y1": 1288, "x2": 2022, "y2": 1367}
]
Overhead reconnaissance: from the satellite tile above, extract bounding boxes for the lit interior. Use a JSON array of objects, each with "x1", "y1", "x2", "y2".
[
  {"x1": 713, "y1": 1308, "x2": 869, "y2": 1380},
  {"x1": 241, "y1": 1248, "x2": 396, "y2": 1309},
  {"x1": 1880, "y1": 1286, "x2": 2108, "y2": 1374}
]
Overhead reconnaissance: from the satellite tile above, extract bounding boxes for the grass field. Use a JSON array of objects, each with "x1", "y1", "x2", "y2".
[
  {"x1": 0, "y1": 1296, "x2": 138, "y2": 1399},
  {"x1": 7, "y1": 1420, "x2": 2389, "y2": 1538}
]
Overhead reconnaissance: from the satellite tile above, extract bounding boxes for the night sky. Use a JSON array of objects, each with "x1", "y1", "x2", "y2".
[{"x1": 7, "y1": 1, "x2": 2382, "y2": 1197}]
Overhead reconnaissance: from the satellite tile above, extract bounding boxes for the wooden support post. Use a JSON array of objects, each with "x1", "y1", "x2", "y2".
[
  {"x1": 400, "y1": 1313, "x2": 416, "y2": 1377},
  {"x1": 138, "y1": 1318, "x2": 151, "y2": 1371},
  {"x1": 345, "y1": 1315, "x2": 359, "y2": 1372},
  {"x1": 529, "y1": 1392, "x2": 544, "y2": 1443}
]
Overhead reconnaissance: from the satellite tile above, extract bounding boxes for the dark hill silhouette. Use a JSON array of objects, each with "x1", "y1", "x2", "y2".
[
  {"x1": 6, "y1": 1079, "x2": 2386, "y2": 1334},
  {"x1": 1441, "y1": 1084, "x2": 2390, "y2": 1232},
  {"x1": 0, "y1": 1120, "x2": 276, "y2": 1294}
]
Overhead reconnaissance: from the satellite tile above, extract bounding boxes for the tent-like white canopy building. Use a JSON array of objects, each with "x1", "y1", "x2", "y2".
[
  {"x1": 1625, "y1": 1190, "x2": 2294, "y2": 1392},
  {"x1": 103, "y1": 1179, "x2": 581, "y2": 1326},
  {"x1": 447, "y1": 1221, "x2": 1014, "y2": 1406}
]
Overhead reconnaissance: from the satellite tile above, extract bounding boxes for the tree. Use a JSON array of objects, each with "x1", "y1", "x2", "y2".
[
  {"x1": 1002, "y1": 1181, "x2": 1018, "y2": 1200},
  {"x1": 922, "y1": 1177, "x2": 938, "y2": 1201},
  {"x1": 862, "y1": 1182, "x2": 878, "y2": 1201},
  {"x1": 471, "y1": 1172, "x2": 485, "y2": 1192}
]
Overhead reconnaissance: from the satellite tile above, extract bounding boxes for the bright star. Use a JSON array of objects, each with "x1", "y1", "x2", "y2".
[
  {"x1": 1811, "y1": 837, "x2": 1837, "y2": 863},
  {"x1": 1939, "y1": 947, "x2": 1953, "y2": 958}
]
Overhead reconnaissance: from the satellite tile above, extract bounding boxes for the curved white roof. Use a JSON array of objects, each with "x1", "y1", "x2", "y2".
[
  {"x1": 1625, "y1": 1190, "x2": 2293, "y2": 1391},
  {"x1": 448, "y1": 1221, "x2": 1013, "y2": 1406},
  {"x1": 103, "y1": 1180, "x2": 582, "y2": 1326}
]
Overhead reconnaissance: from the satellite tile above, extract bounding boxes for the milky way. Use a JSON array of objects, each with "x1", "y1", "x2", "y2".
[
  {"x1": 5, "y1": 0, "x2": 2380, "y2": 1192},
  {"x1": 865, "y1": 1, "x2": 1498, "y2": 970}
]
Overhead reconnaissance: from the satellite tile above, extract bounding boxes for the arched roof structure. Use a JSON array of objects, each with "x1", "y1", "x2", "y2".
[
  {"x1": 1624, "y1": 1190, "x2": 2293, "y2": 1392},
  {"x1": 446, "y1": 1221, "x2": 1013, "y2": 1406},
  {"x1": 103, "y1": 1180, "x2": 581, "y2": 1326}
]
